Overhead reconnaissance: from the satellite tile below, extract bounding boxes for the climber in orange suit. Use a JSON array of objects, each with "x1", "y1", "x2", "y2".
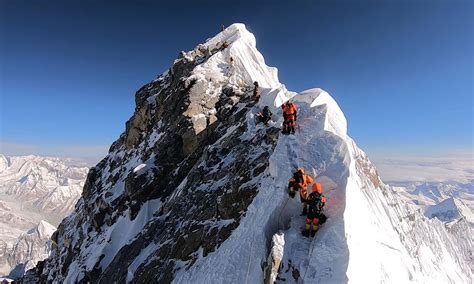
[
  {"x1": 288, "y1": 168, "x2": 314, "y2": 215},
  {"x1": 303, "y1": 183, "x2": 327, "y2": 237},
  {"x1": 282, "y1": 100, "x2": 297, "y2": 134}
]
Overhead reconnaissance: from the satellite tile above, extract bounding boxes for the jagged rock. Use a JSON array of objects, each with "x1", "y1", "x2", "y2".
[
  {"x1": 82, "y1": 167, "x2": 98, "y2": 199},
  {"x1": 264, "y1": 232, "x2": 284, "y2": 284},
  {"x1": 125, "y1": 103, "x2": 152, "y2": 148}
]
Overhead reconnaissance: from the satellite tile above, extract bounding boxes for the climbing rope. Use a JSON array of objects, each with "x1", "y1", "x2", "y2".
[
  {"x1": 243, "y1": 99, "x2": 324, "y2": 283},
  {"x1": 302, "y1": 236, "x2": 317, "y2": 282},
  {"x1": 276, "y1": 192, "x2": 291, "y2": 230},
  {"x1": 283, "y1": 103, "x2": 333, "y2": 283},
  {"x1": 244, "y1": 231, "x2": 255, "y2": 284}
]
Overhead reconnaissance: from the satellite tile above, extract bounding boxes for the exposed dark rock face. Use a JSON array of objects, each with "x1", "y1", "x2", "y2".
[
  {"x1": 22, "y1": 32, "x2": 279, "y2": 283},
  {"x1": 355, "y1": 152, "x2": 383, "y2": 189}
]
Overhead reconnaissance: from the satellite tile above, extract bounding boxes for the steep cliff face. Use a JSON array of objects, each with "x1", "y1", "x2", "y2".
[{"x1": 23, "y1": 24, "x2": 472, "y2": 283}]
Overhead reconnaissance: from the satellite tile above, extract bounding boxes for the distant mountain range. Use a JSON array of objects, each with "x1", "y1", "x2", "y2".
[
  {"x1": 392, "y1": 181, "x2": 474, "y2": 226},
  {"x1": 0, "y1": 154, "x2": 88, "y2": 278}
]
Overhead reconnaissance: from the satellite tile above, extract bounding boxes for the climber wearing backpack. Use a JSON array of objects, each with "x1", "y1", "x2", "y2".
[
  {"x1": 302, "y1": 183, "x2": 327, "y2": 237},
  {"x1": 282, "y1": 100, "x2": 297, "y2": 134},
  {"x1": 253, "y1": 81, "x2": 260, "y2": 102},
  {"x1": 256, "y1": 106, "x2": 272, "y2": 126},
  {"x1": 288, "y1": 168, "x2": 314, "y2": 215}
]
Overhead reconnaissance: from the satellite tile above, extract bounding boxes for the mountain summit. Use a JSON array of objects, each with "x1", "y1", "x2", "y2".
[{"x1": 23, "y1": 23, "x2": 472, "y2": 283}]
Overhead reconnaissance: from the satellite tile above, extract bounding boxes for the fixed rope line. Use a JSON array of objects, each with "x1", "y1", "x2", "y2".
[
  {"x1": 244, "y1": 230, "x2": 255, "y2": 284},
  {"x1": 291, "y1": 105, "x2": 328, "y2": 283},
  {"x1": 302, "y1": 236, "x2": 317, "y2": 282},
  {"x1": 244, "y1": 100, "x2": 319, "y2": 283}
]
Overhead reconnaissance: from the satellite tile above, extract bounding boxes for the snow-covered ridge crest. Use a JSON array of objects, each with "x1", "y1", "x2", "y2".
[
  {"x1": 186, "y1": 23, "x2": 280, "y2": 91},
  {"x1": 21, "y1": 23, "x2": 284, "y2": 283},
  {"x1": 297, "y1": 88, "x2": 347, "y2": 137},
  {"x1": 28, "y1": 220, "x2": 56, "y2": 239}
]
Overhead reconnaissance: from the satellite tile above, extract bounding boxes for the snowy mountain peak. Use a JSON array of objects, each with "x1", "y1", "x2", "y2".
[
  {"x1": 21, "y1": 24, "x2": 472, "y2": 283},
  {"x1": 183, "y1": 23, "x2": 280, "y2": 93},
  {"x1": 425, "y1": 197, "x2": 473, "y2": 224},
  {"x1": 28, "y1": 220, "x2": 56, "y2": 239},
  {"x1": 3, "y1": 220, "x2": 56, "y2": 279}
]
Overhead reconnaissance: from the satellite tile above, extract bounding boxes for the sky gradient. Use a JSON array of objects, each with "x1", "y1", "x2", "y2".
[{"x1": 1, "y1": 0, "x2": 473, "y2": 161}]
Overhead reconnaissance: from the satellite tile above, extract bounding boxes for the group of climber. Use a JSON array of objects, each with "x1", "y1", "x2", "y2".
[
  {"x1": 253, "y1": 81, "x2": 298, "y2": 135},
  {"x1": 219, "y1": 26, "x2": 296, "y2": 134},
  {"x1": 219, "y1": 25, "x2": 326, "y2": 238},
  {"x1": 253, "y1": 86, "x2": 326, "y2": 237},
  {"x1": 288, "y1": 168, "x2": 327, "y2": 237}
]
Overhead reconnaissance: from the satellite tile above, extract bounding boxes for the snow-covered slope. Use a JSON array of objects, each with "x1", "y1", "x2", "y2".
[
  {"x1": 22, "y1": 23, "x2": 472, "y2": 283},
  {"x1": 0, "y1": 155, "x2": 88, "y2": 278}
]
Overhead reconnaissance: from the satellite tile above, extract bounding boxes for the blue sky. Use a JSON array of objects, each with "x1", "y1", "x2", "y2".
[{"x1": 0, "y1": 0, "x2": 472, "y2": 161}]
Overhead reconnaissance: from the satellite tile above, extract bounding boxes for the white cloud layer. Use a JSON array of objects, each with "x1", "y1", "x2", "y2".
[
  {"x1": 0, "y1": 141, "x2": 108, "y2": 165},
  {"x1": 371, "y1": 153, "x2": 474, "y2": 183}
]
